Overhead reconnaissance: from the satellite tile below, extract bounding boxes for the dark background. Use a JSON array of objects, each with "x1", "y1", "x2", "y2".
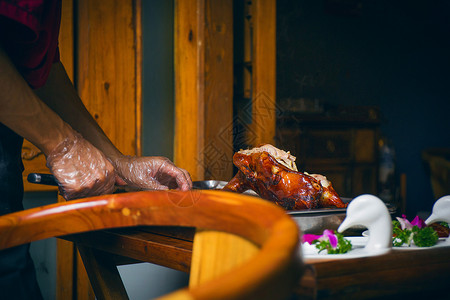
[{"x1": 276, "y1": 0, "x2": 450, "y2": 217}]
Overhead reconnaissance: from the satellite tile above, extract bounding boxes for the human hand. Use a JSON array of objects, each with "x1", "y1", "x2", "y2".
[
  {"x1": 46, "y1": 132, "x2": 116, "y2": 200},
  {"x1": 112, "y1": 156, "x2": 192, "y2": 191}
]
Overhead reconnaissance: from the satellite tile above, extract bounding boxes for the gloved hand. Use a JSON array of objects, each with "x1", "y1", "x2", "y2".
[
  {"x1": 46, "y1": 132, "x2": 116, "y2": 200},
  {"x1": 112, "y1": 156, "x2": 192, "y2": 191}
]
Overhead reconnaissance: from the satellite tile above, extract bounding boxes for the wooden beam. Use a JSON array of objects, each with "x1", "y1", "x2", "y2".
[
  {"x1": 135, "y1": 0, "x2": 143, "y2": 157},
  {"x1": 56, "y1": 200, "x2": 75, "y2": 300},
  {"x1": 77, "y1": 246, "x2": 129, "y2": 300},
  {"x1": 174, "y1": 0, "x2": 206, "y2": 181},
  {"x1": 174, "y1": 0, "x2": 234, "y2": 181},
  {"x1": 56, "y1": 1, "x2": 76, "y2": 299},
  {"x1": 250, "y1": 0, "x2": 276, "y2": 147},
  {"x1": 203, "y1": 0, "x2": 234, "y2": 180},
  {"x1": 76, "y1": 0, "x2": 139, "y2": 156},
  {"x1": 74, "y1": 0, "x2": 140, "y2": 299}
]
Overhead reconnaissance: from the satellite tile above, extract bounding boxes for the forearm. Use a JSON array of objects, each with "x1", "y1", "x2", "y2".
[
  {"x1": 34, "y1": 62, "x2": 122, "y2": 160},
  {"x1": 34, "y1": 62, "x2": 191, "y2": 191},
  {"x1": 0, "y1": 45, "x2": 74, "y2": 155},
  {"x1": 35, "y1": 62, "x2": 192, "y2": 191}
]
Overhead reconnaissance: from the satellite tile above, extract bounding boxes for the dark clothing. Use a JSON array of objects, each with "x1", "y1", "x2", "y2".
[
  {"x1": 0, "y1": 245, "x2": 43, "y2": 300},
  {"x1": 0, "y1": 0, "x2": 61, "y2": 88},
  {"x1": 0, "y1": 124, "x2": 43, "y2": 299},
  {"x1": 0, "y1": 124, "x2": 24, "y2": 216},
  {"x1": 0, "y1": 0, "x2": 62, "y2": 298}
]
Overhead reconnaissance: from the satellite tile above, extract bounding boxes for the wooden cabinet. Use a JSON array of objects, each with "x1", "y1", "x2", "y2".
[{"x1": 277, "y1": 109, "x2": 380, "y2": 198}]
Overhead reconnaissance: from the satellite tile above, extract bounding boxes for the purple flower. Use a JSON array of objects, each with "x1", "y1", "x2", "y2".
[
  {"x1": 410, "y1": 215, "x2": 426, "y2": 228},
  {"x1": 396, "y1": 215, "x2": 426, "y2": 230},
  {"x1": 320, "y1": 229, "x2": 338, "y2": 248},
  {"x1": 302, "y1": 233, "x2": 322, "y2": 245},
  {"x1": 396, "y1": 215, "x2": 413, "y2": 230},
  {"x1": 302, "y1": 229, "x2": 338, "y2": 249}
]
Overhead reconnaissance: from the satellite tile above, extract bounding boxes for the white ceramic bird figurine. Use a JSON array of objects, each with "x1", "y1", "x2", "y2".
[
  {"x1": 338, "y1": 194, "x2": 392, "y2": 253},
  {"x1": 425, "y1": 195, "x2": 450, "y2": 245},
  {"x1": 426, "y1": 195, "x2": 450, "y2": 224}
]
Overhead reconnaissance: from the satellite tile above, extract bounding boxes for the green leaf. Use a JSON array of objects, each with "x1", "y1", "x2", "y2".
[
  {"x1": 392, "y1": 220, "x2": 413, "y2": 247},
  {"x1": 392, "y1": 220, "x2": 439, "y2": 247},
  {"x1": 413, "y1": 226, "x2": 439, "y2": 247},
  {"x1": 314, "y1": 231, "x2": 352, "y2": 254}
]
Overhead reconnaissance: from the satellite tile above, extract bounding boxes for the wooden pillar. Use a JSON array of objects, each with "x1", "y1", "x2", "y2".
[
  {"x1": 174, "y1": 1, "x2": 260, "y2": 289},
  {"x1": 76, "y1": 0, "x2": 141, "y2": 157},
  {"x1": 249, "y1": 0, "x2": 277, "y2": 147},
  {"x1": 174, "y1": 0, "x2": 234, "y2": 181},
  {"x1": 57, "y1": 0, "x2": 76, "y2": 299},
  {"x1": 55, "y1": 0, "x2": 141, "y2": 299}
]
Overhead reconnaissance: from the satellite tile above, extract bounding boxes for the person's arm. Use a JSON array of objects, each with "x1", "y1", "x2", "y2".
[
  {"x1": 0, "y1": 46, "x2": 74, "y2": 155},
  {"x1": 34, "y1": 62, "x2": 123, "y2": 160},
  {"x1": 0, "y1": 45, "x2": 115, "y2": 199},
  {"x1": 35, "y1": 61, "x2": 192, "y2": 191}
]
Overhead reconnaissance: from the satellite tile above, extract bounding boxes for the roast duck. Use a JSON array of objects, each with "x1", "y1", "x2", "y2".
[{"x1": 223, "y1": 144, "x2": 347, "y2": 210}]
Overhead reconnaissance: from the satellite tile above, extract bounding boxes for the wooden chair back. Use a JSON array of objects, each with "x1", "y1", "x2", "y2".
[{"x1": 0, "y1": 190, "x2": 303, "y2": 300}]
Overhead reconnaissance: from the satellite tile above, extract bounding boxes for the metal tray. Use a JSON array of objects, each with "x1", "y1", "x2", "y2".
[
  {"x1": 193, "y1": 180, "x2": 360, "y2": 234},
  {"x1": 193, "y1": 180, "x2": 229, "y2": 190}
]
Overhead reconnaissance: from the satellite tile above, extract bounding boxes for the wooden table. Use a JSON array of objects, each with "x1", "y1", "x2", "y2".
[{"x1": 65, "y1": 226, "x2": 450, "y2": 299}]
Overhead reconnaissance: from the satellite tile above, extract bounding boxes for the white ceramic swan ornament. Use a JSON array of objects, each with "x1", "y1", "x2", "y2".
[
  {"x1": 338, "y1": 194, "x2": 392, "y2": 254},
  {"x1": 425, "y1": 195, "x2": 450, "y2": 245}
]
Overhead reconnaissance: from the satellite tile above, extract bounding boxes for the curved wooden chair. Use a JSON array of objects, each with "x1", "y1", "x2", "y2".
[{"x1": 0, "y1": 190, "x2": 303, "y2": 300}]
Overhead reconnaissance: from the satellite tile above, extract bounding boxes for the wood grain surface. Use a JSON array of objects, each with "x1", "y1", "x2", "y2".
[
  {"x1": 249, "y1": 0, "x2": 277, "y2": 147},
  {"x1": 0, "y1": 190, "x2": 303, "y2": 300},
  {"x1": 298, "y1": 246, "x2": 450, "y2": 299},
  {"x1": 174, "y1": 0, "x2": 234, "y2": 181}
]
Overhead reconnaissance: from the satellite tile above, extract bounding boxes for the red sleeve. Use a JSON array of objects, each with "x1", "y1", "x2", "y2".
[{"x1": 0, "y1": 0, "x2": 61, "y2": 89}]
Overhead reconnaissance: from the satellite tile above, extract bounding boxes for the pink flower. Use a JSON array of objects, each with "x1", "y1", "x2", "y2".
[
  {"x1": 396, "y1": 214, "x2": 413, "y2": 230},
  {"x1": 302, "y1": 229, "x2": 338, "y2": 249},
  {"x1": 321, "y1": 229, "x2": 338, "y2": 248},
  {"x1": 410, "y1": 215, "x2": 426, "y2": 228},
  {"x1": 302, "y1": 233, "x2": 322, "y2": 245},
  {"x1": 396, "y1": 215, "x2": 426, "y2": 230}
]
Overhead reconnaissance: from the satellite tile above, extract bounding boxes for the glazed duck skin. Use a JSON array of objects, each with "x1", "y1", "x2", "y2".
[
  {"x1": 223, "y1": 145, "x2": 346, "y2": 210},
  {"x1": 308, "y1": 173, "x2": 346, "y2": 209}
]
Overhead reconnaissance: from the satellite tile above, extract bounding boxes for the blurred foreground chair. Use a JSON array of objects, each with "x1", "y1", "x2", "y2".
[{"x1": 0, "y1": 190, "x2": 303, "y2": 300}]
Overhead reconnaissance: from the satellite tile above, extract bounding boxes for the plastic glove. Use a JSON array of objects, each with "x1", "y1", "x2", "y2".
[
  {"x1": 112, "y1": 156, "x2": 192, "y2": 191},
  {"x1": 46, "y1": 132, "x2": 115, "y2": 200}
]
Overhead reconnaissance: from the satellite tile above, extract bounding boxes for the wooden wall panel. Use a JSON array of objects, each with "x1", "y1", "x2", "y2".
[
  {"x1": 249, "y1": 0, "x2": 276, "y2": 147},
  {"x1": 203, "y1": 0, "x2": 234, "y2": 181},
  {"x1": 60, "y1": 0, "x2": 74, "y2": 80},
  {"x1": 54, "y1": 1, "x2": 141, "y2": 299},
  {"x1": 76, "y1": 0, "x2": 139, "y2": 156},
  {"x1": 174, "y1": 0, "x2": 234, "y2": 181},
  {"x1": 56, "y1": 2, "x2": 76, "y2": 298},
  {"x1": 174, "y1": 0, "x2": 206, "y2": 181},
  {"x1": 75, "y1": 2, "x2": 140, "y2": 299}
]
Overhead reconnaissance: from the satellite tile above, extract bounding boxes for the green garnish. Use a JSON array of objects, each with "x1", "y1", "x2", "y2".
[
  {"x1": 412, "y1": 226, "x2": 439, "y2": 247},
  {"x1": 316, "y1": 233, "x2": 352, "y2": 254},
  {"x1": 303, "y1": 230, "x2": 353, "y2": 254},
  {"x1": 312, "y1": 232, "x2": 352, "y2": 254},
  {"x1": 392, "y1": 216, "x2": 439, "y2": 247},
  {"x1": 392, "y1": 220, "x2": 414, "y2": 247}
]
